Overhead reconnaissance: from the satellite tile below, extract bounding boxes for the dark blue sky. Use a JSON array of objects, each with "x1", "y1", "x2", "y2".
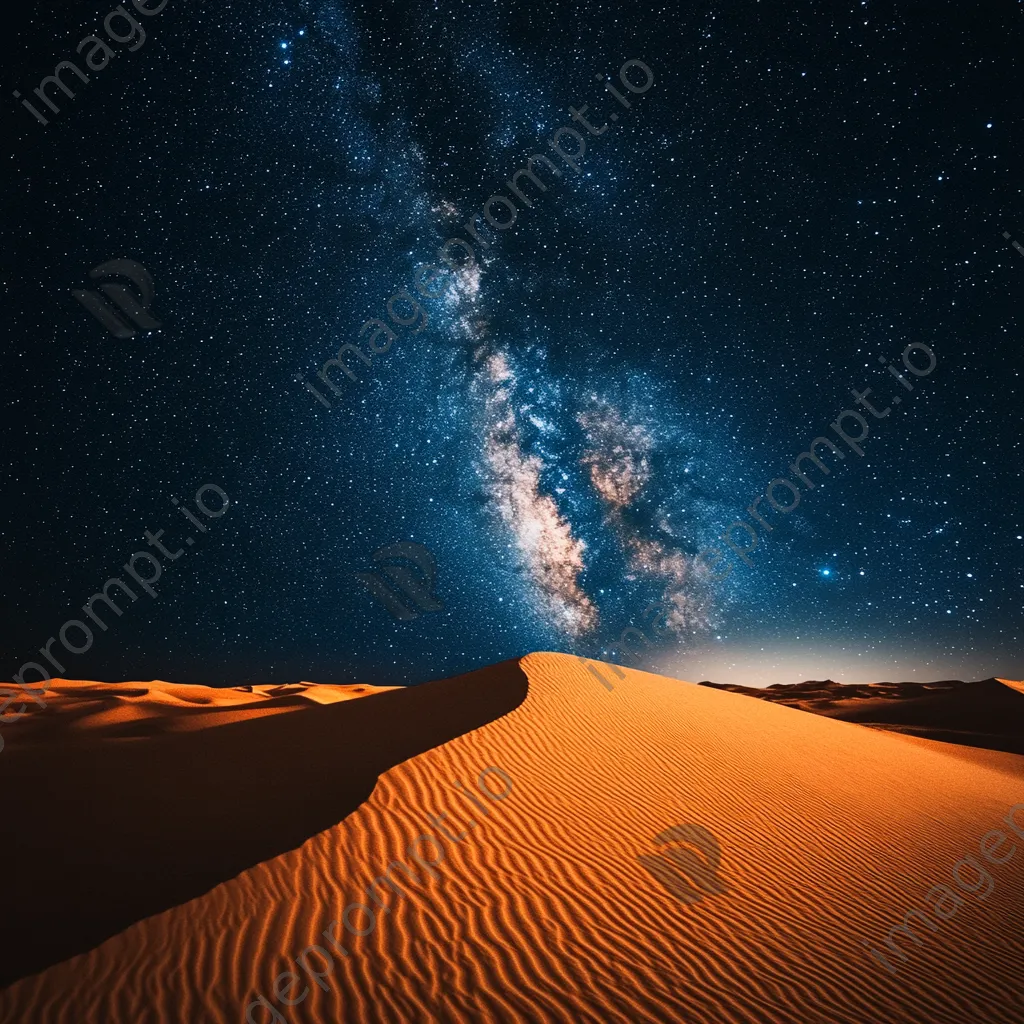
[{"x1": 3, "y1": 0, "x2": 1022, "y2": 687}]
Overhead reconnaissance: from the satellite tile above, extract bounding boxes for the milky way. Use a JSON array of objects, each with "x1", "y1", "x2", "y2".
[{"x1": 5, "y1": 0, "x2": 1022, "y2": 687}]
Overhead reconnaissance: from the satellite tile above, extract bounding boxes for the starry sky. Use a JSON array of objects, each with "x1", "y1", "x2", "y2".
[{"x1": 3, "y1": 0, "x2": 1022, "y2": 688}]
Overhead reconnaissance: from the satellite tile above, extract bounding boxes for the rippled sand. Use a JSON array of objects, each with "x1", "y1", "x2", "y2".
[{"x1": 2, "y1": 654, "x2": 1023, "y2": 1023}]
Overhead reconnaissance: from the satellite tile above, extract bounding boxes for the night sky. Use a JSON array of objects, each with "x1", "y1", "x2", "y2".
[{"x1": 3, "y1": 1, "x2": 1022, "y2": 689}]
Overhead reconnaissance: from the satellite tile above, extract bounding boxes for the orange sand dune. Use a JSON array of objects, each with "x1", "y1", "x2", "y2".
[
  {"x1": 2, "y1": 677, "x2": 398, "y2": 744},
  {"x1": 2, "y1": 655, "x2": 1024, "y2": 1023},
  {"x1": 700, "y1": 676, "x2": 1024, "y2": 756}
]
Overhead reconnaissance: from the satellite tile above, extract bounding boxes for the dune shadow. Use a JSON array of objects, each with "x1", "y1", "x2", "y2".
[
  {"x1": 831, "y1": 678, "x2": 1024, "y2": 756},
  {"x1": 700, "y1": 677, "x2": 1024, "y2": 758},
  {"x1": 0, "y1": 658, "x2": 529, "y2": 987}
]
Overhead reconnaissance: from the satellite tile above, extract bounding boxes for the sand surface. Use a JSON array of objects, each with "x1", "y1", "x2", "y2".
[{"x1": 2, "y1": 655, "x2": 1024, "y2": 1023}]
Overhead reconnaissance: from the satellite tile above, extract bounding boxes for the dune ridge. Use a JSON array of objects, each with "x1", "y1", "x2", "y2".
[{"x1": 1, "y1": 655, "x2": 1023, "y2": 1023}]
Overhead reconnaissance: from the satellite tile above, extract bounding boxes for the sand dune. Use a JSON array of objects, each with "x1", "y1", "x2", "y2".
[
  {"x1": 0, "y1": 665, "x2": 525, "y2": 987},
  {"x1": 2, "y1": 655, "x2": 1024, "y2": 1023},
  {"x1": 700, "y1": 676, "x2": 1024, "y2": 756},
  {"x1": 1, "y1": 677, "x2": 399, "y2": 745}
]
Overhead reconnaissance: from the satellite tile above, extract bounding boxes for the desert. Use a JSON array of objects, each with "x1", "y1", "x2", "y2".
[{"x1": 2, "y1": 655, "x2": 1023, "y2": 1023}]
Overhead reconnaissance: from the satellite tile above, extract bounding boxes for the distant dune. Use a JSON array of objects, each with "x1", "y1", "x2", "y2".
[
  {"x1": 699, "y1": 676, "x2": 1024, "y2": 757},
  {"x1": 2, "y1": 656, "x2": 1024, "y2": 1023}
]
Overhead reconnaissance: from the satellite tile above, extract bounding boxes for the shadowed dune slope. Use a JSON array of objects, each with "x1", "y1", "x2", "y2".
[
  {"x1": 2, "y1": 654, "x2": 1024, "y2": 1023},
  {"x1": 700, "y1": 676, "x2": 1024, "y2": 755},
  {"x1": 0, "y1": 663, "x2": 527, "y2": 987}
]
